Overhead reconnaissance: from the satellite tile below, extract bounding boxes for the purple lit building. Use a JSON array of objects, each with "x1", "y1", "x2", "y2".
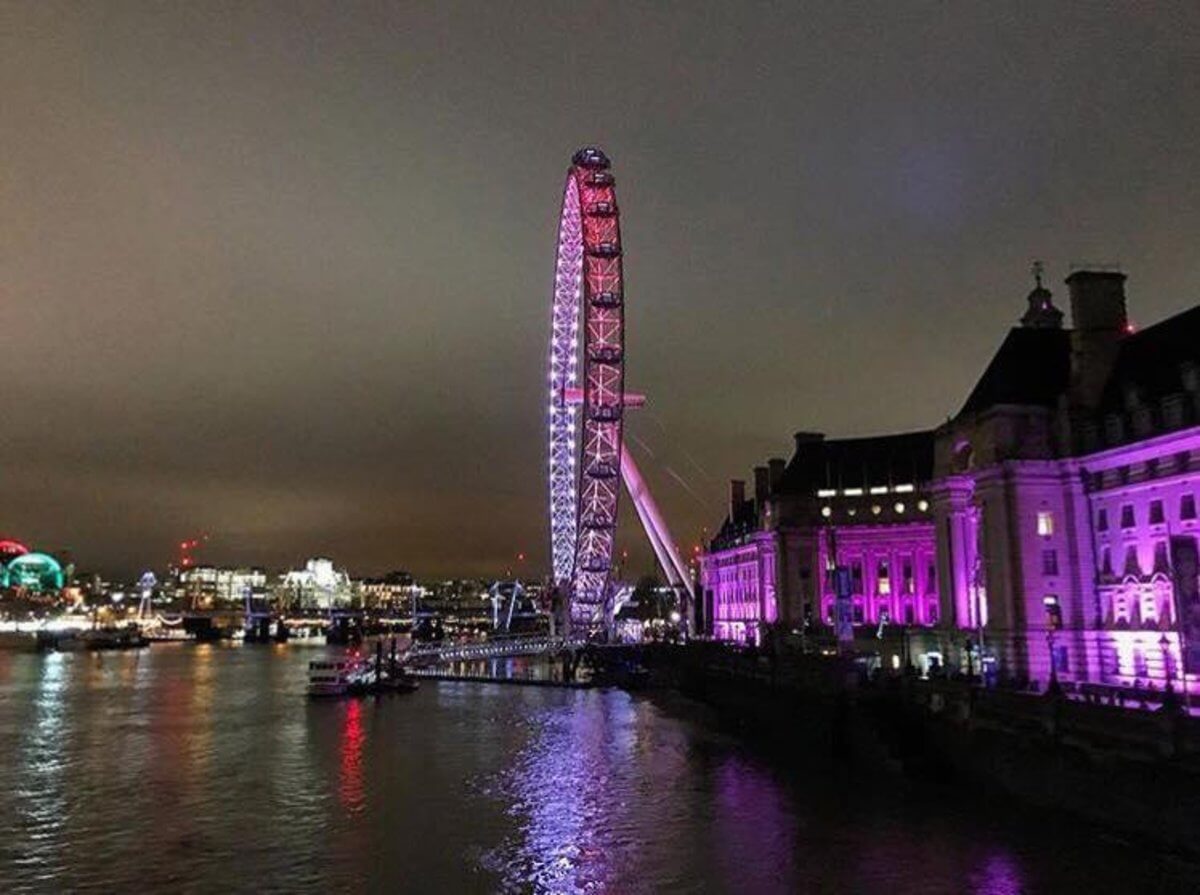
[
  {"x1": 702, "y1": 268, "x2": 1200, "y2": 696},
  {"x1": 702, "y1": 431, "x2": 939, "y2": 647}
]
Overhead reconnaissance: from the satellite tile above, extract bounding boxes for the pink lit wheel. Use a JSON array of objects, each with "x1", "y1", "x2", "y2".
[{"x1": 547, "y1": 147, "x2": 626, "y2": 632}]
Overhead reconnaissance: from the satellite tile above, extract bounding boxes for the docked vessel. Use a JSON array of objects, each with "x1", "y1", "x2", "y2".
[
  {"x1": 306, "y1": 653, "x2": 419, "y2": 698},
  {"x1": 48, "y1": 626, "x2": 149, "y2": 652},
  {"x1": 307, "y1": 659, "x2": 359, "y2": 697}
]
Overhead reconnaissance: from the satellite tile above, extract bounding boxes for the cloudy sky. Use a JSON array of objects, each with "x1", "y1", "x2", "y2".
[{"x1": 3, "y1": 2, "x2": 1199, "y2": 579}]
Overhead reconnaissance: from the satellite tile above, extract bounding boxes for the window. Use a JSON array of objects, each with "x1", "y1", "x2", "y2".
[
  {"x1": 1154, "y1": 541, "x2": 1170, "y2": 573},
  {"x1": 1182, "y1": 495, "x2": 1197, "y2": 521},
  {"x1": 1100, "y1": 547, "x2": 1112, "y2": 576},
  {"x1": 852, "y1": 602, "x2": 864, "y2": 624},
  {"x1": 1178, "y1": 451, "x2": 1192, "y2": 472},
  {"x1": 1043, "y1": 595, "x2": 1062, "y2": 628},
  {"x1": 928, "y1": 603, "x2": 939, "y2": 624},
  {"x1": 903, "y1": 604, "x2": 914, "y2": 624},
  {"x1": 1124, "y1": 546, "x2": 1141, "y2": 577},
  {"x1": 1119, "y1": 466, "x2": 1131, "y2": 485},
  {"x1": 876, "y1": 560, "x2": 891, "y2": 596},
  {"x1": 850, "y1": 562, "x2": 863, "y2": 593},
  {"x1": 1042, "y1": 549, "x2": 1059, "y2": 576},
  {"x1": 902, "y1": 560, "x2": 914, "y2": 594},
  {"x1": 1133, "y1": 648, "x2": 1148, "y2": 678},
  {"x1": 1052, "y1": 645, "x2": 1070, "y2": 674},
  {"x1": 1036, "y1": 511, "x2": 1054, "y2": 536},
  {"x1": 1147, "y1": 457, "x2": 1160, "y2": 477},
  {"x1": 1150, "y1": 500, "x2": 1165, "y2": 525},
  {"x1": 1097, "y1": 508, "x2": 1108, "y2": 532},
  {"x1": 1120, "y1": 505, "x2": 1135, "y2": 529}
]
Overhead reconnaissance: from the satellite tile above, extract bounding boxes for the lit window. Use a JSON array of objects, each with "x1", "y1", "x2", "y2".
[
  {"x1": 876, "y1": 561, "x2": 891, "y2": 596},
  {"x1": 1036, "y1": 511, "x2": 1054, "y2": 536}
]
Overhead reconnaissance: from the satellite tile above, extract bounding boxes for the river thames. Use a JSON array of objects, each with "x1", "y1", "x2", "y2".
[{"x1": 0, "y1": 644, "x2": 1196, "y2": 894}]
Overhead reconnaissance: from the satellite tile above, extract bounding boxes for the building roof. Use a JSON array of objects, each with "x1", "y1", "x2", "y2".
[
  {"x1": 1097, "y1": 304, "x2": 1200, "y2": 415},
  {"x1": 957, "y1": 326, "x2": 1072, "y2": 417},
  {"x1": 776, "y1": 430, "x2": 935, "y2": 494}
]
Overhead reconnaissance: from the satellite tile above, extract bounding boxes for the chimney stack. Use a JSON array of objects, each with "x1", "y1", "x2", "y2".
[
  {"x1": 793, "y1": 431, "x2": 825, "y2": 452},
  {"x1": 1067, "y1": 269, "x2": 1129, "y2": 409},
  {"x1": 729, "y1": 479, "x2": 746, "y2": 521},
  {"x1": 1067, "y1": 270, "x2": 1127, "y2": 334},
  {"x1": 767, "y1": 457, "x2": 786, "y2": 492},
  {"x1": 753, "y1": 466, "x2": 769, "y2": 505}
]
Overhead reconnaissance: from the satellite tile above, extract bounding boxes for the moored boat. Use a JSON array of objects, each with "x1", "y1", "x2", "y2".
[{"x1": 307, "y1": 659, "x2": 358, "y2": 697}]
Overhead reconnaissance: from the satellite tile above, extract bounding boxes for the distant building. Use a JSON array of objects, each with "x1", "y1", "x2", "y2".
[
  {"x1": 701, "y1": 432, "x2": 938, "y2": 647},
  {"x1": 358, "y1": 570, "x2": 425, "y2": 611},
  {"x1": 278, "y1": 557, "x2": 353, "y2": 609},
  {"x1": 179, "y1": 566, "x2": 267, "y2": 608},
  {"x1": 702, "y1": 267, "x2": 1200, "y2": 696}
]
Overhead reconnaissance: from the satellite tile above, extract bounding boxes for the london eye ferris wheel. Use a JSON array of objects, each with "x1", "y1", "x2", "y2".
[{"x1": 546, "y1": 147, "x2": 693, "y2": 634}]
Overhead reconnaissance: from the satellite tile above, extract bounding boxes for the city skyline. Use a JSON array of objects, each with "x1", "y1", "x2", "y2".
[{"x1": 4, "y1": 3, "x2": 1200, "y2": 578}]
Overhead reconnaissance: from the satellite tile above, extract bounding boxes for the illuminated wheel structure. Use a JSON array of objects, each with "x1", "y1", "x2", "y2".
[{"x1": 547, "y1": 147, "x2": 626, "y2": 634}]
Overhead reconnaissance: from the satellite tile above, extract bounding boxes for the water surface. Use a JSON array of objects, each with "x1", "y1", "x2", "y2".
[{"x1": 0, "y1": 644, "x2": 1193, "y2": 893}]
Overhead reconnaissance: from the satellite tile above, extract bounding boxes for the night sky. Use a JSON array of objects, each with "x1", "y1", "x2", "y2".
[{"x1": 3, "y1": 3, "x2": 1200, "y2": 580}]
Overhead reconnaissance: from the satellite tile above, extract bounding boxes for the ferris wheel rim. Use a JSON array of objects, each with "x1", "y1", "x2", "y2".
[{"x1": 546, "y1": 147, "x2": 626, "y2": 629}]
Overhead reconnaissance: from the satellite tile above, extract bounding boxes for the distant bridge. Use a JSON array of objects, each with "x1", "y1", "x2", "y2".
[{"x1": 403, "y1": 635, "x2": 587, "y2": 666}]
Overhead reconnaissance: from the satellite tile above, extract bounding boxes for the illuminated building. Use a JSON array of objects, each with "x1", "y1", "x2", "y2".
[
  {"x1": 358, "y1": 570, "x2": 425, "y2": 611},
  {"x1": 703, "y1": 267, "x2": 1200, "y2": 696},
  {"x1": 701, "y1": 434, "x2": 937, "y2": 646},
  {"x1": 178, "y1": 566, "x2": 267, "y2": 608},
  {"x1": 4, "y1": 551, "x2": 66, "y2": 592},
  {"x1": 278, "y1": 557, "x2": 353, "y2": 609}
]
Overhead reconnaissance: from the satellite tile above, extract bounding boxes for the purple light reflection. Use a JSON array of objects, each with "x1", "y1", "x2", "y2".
[
  {"x1": 712, "y1": 753, "x2": 799, "y2": 893},
  {"x1": 484, "y1": 693, "x2": 640, "y2": 894},
  {"x1": 970, "y1": 850, "x2": 1026, "y2": 895}
]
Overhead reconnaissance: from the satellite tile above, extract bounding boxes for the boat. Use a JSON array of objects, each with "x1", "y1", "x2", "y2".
[
  {"x1": 307, "y1": 656, "x2": 419, "y2": 697},
  {"x1": 50, "y1": 626, "x2": 149, "y2": 652},
  {"x1": 307, "y1": 659, "x2": 359, "y2": 697}
]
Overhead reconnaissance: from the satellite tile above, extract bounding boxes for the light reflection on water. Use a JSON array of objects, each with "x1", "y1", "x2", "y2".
[{"x1": 0, "y1": 647, "x2": 1194, "y2": 894}]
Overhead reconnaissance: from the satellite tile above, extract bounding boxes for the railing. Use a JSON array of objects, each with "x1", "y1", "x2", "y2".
[{"x1": 403, "y1": 635, "x2": 586, "y2": 665}]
